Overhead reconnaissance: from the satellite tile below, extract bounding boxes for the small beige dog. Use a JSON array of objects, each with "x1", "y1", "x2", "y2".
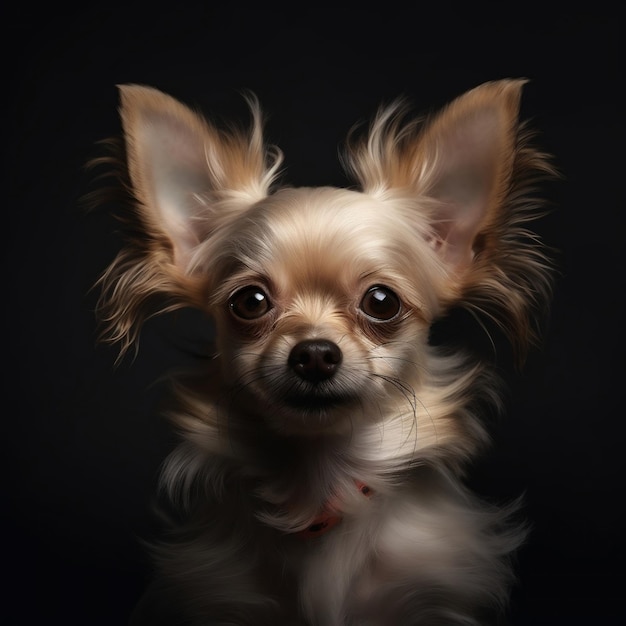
[{"x1": 96, "y1": 79, "x2": 554, "y2": 625}]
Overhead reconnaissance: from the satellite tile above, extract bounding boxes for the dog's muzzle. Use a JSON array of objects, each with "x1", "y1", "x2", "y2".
[{"x1": 281, "y1": 339, "x2": 353, "y2": 411}]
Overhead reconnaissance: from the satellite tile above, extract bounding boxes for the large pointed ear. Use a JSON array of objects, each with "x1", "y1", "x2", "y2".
[
  {"x1": 118, "y1": 84, "x2": 280, "y2": 269},
  {"x1": 95, "y1": 86, "x2": 282, "y2": 355},
  {"x1": 412, "y1": 79, "x2": 524, "y2": 270},
  {"x1": 350, "y1": 79, "x2": 526, "y2": 271},
  {"x1": 346, "y1": 79, "x2": 556, "y2": 359}
]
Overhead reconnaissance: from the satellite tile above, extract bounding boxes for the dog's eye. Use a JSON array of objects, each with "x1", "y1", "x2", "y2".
[
  {"x1": 229, "y1": 287, "x2": 271, "y2": 320},
  {"x1": 360, "y1": 286, "x2": 401, "y2": 321}
]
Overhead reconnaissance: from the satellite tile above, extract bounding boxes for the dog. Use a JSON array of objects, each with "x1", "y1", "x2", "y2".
[{"x1": 94, "y1": 79, "x2": 555, "y2": 625}]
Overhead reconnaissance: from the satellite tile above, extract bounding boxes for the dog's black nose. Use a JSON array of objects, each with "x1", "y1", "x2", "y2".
[{"x1": 288, "y1": 340, "x2": 342, "y2": 382}]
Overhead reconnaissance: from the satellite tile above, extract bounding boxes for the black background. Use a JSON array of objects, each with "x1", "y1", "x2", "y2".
[{"x1": 4, "y1": 5, "x2": 624, "y2": 625}]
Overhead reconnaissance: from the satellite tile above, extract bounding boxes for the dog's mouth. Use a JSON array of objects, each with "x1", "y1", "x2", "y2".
[{"x1": 281, "y1": 387, "x2": 358, "y2": 413}]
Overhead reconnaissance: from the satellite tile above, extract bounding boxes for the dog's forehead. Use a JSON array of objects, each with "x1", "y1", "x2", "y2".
[
  {"x1": 250, "y1": 186, "x2": 409, "y2": 252},
  {"x1": 246, "y1": 187, "x2": 404, "y2": 276},
  {"x1": 261, "y1": 186, "x2": 380, "y2": 228}
]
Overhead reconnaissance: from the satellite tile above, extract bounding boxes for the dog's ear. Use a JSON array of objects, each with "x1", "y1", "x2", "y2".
[
  {"x1": 347, "y1": 79, "x2": 555, "y2": 359},
  {"x1": 350, "y1": 80, "x2": 527, "y2": 272},
  {"x1": 118, "y1": 84, "x2": 280, "y2": 269},
  {"x1": 96, "y1": 86, "x2": 281, "y2": 355},
  {"x1": 409, "y1": 79, "x2": 524, "y2": 271}
]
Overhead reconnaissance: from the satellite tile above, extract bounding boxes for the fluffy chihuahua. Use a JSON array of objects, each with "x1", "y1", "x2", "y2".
[{"x1": 94, "y1": 79, "x2": 554, "y2": 625}]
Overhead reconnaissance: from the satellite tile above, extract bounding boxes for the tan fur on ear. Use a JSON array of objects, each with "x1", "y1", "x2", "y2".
[
  {"x1": 419, "y1": 80, "x2": 556, "y2": 361},
  {"x1": 94, "y1": 86, "x2": 282, "y2": 358},
  {"x1": 344, "y1": 79, "x2": 557, "y2": 362},
  {"x1": 118, "y1": 84, "x2": 280, "y2": 268},
  {"x1": 413, "y1": 80, "x2": 525, "y2": 267}
]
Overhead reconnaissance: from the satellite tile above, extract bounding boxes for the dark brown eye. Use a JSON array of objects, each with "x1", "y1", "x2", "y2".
[
  {"x1": 229, "y1": 287, "x2": 271, "y2": 320},
  {"x1": 360, "y1": 286, "x2": 401, "y2": 321}
]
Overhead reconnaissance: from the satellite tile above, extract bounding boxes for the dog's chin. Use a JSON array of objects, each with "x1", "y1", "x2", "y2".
[{"x1": 262, "y1": 390, "x2": 363, "y2": 435}]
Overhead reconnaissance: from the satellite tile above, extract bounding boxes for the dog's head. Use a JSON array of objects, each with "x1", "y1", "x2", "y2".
[{"x1": 96, "y1": 80, "x2": 553, "y2": 435}]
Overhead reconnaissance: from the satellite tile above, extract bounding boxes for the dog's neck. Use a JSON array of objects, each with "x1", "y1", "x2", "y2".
[
  {"x1": 292, "y1": 480, "x2": 373, "y2": 539},
  {"x1": 247, "y1": 434, "x2": 375, "y2": 535}
]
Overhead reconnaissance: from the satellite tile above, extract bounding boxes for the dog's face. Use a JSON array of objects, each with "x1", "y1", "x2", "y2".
[
  {"x1": 202, "y1": 186, "x2": 445, "y2": 434},
  {"x1": 97, "y1": 80, "x2": 553, "y2": 441}
]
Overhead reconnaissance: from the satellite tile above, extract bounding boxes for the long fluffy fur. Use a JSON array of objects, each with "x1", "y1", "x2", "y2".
[{"x1": 92, "y1": 80, "x2": 555, "y2": 625}]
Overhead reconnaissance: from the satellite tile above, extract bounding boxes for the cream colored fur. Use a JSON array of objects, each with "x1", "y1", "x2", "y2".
[{"x1": 95, "y1": 79, "x2": 555, "y2": 625}]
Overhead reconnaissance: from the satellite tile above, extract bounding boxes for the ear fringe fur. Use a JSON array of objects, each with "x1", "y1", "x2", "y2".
[
  {"x1": 459, "y1": 123, "x2": 558, "y2": 364},
  {"x1": 343, "y1": 101, "x2": 557, "y2": 365},
  {"x1": 84, "y1": 139, "x2": 203, "y2": 360},
  {"x1": 87, "y1": 96, "x2": 282, "y2": 360}
]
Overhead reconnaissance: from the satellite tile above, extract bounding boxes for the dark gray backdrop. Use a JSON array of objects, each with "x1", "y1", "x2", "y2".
[{"x1": 5, "y1": 5, "x2": 623, "y2": 625}]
